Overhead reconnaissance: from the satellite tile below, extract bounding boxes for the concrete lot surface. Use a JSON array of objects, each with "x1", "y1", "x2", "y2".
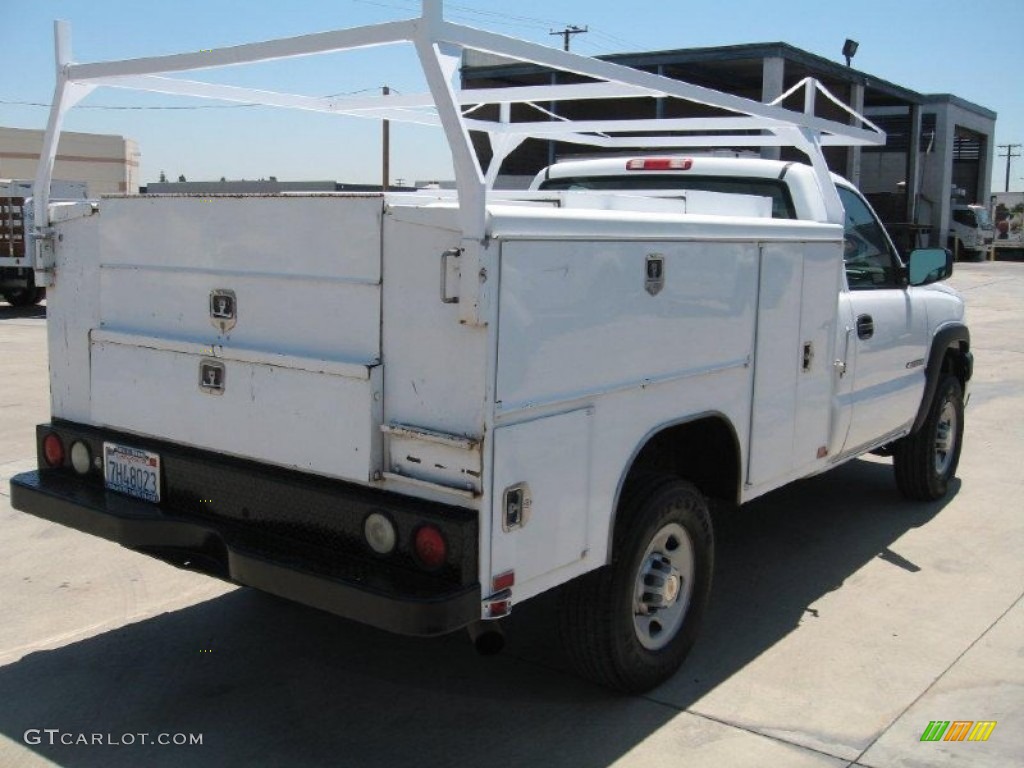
[{"x1": 1, "y1": 263, "x2": 1021, "y2": 768}]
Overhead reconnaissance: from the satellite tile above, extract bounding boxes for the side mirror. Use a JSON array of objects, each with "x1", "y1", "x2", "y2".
[{"x1": 907, "y1": 248, "x2": 953, "y2": 287}]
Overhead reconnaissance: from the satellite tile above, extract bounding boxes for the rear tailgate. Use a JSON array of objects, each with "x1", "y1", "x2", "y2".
[{"x1": 90, "y1": 194, "x2": 384, "y2": 482}]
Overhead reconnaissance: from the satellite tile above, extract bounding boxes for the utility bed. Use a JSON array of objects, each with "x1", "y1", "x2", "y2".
[{"x1": 29, "y1": 188, "x2": 842, "y2": 623}]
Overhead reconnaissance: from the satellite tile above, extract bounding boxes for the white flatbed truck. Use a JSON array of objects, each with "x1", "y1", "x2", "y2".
[
  {"x1": 10, "y1": 1, "x2": 971, "y2": 692},
  {"x1": 1, "y1": 179, "x2": 87, "y2": 306}
]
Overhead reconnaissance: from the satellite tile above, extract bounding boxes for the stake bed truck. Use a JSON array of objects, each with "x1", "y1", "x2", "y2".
[
  {"x1": 1, "y1": 179, "x2": 86, "y2": 306},
  {"x1": 10, "y1": 2, "x2": 971, "y2": 692}
]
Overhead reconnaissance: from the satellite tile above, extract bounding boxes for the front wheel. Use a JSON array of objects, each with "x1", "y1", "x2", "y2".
[
  {"x1": 893, "y1": 374, "x2": 964, "y2": 500},
  {"x1": 557, "y1": 476, "x2": 714, "y2": 693}
]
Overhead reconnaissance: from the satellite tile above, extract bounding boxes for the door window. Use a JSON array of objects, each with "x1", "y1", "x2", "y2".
[{"x1": 837, "y1": 186, "x2": 900, "y2": 290}]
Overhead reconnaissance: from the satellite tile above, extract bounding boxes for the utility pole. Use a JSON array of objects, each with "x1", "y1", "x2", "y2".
[
  {"x1": 382, "y1": 85, "x2": 390, "y2": 192},
  {"x1": 997, "y1": 144, "x2": 1021, "y2": 192},
  {"x1": 549, "y1": 25, "x2": 588, "y2": 52}
]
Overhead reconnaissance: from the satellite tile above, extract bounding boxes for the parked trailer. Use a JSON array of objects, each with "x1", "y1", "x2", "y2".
[
  {"x1": 991, "y1": 191, "x2": 1024, "y2": 259},
  {"x1": 10, "y1": 0, "x2": 970, "y2": 692}
]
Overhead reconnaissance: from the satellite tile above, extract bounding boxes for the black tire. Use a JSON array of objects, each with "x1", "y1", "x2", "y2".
[
  {"x1": 2, "y1": 287, "x2": 44, "y2": 307},
  {"x1": 557, "y1": 475, "x2": 714, "y2": 693},
  {"x1": 893, "y1": 374, "x2": 964, "y2": 500}
]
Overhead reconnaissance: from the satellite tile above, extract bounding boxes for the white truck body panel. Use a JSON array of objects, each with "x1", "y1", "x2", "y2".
[
  {"x1": 45, "y1": 190, "x2": 857, "y2": 604},
  {"x1": 96, "y1": 196, "x2": 383, "y2": 359},
  {"x1": 381, "y1": 205, "x2": 488, "y2": 472},
  {"x1": 748, "y1": 241, "x2": 841, "y2": 485},
  {"x1": 485, "y1": 210, "x2": 848, "y2": 600},
  {"x1": 491, "y1": 408, "x2": 594, "y2": 591},
  {"x1": 89, "y1": 332, "x2": 383, "y2": 481},
  {"x1": 495, "y1": 238, "x2": 759, "y2": 414},
  {"x1": 56, "y1": 196, "x2": 388, "y2": 483}
]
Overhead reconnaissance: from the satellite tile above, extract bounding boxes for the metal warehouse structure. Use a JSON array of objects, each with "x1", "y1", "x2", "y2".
[{"x1": 462, "y1": 43, "x2": 996, "y2": 251}]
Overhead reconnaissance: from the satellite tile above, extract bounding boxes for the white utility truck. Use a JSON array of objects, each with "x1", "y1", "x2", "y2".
[{"x1": 11, "y1": 1, "x2": 971, "y2": 693}]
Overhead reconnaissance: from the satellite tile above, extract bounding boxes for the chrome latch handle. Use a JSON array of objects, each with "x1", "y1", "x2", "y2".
[{"x1": 440, "y1": 247, "x2": 461, "y2": 304}]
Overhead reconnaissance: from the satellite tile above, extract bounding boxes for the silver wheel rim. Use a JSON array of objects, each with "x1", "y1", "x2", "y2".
[
  {"x1": 632, "y1": 522, "x2": 695, "y2": 651},
  {"x1": 934, "y1": 399, "x2": 957, "y2": 475}
]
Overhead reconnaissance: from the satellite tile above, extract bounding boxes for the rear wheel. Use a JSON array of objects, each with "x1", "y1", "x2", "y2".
[
  {"x1": 2, "y1": 283, "x2": 44, "y2": 307},
  {"x1": 893, "y1": 374, "x2": 964, "y2": 500},
  {"x1": 558, "y1": 476, "x2": 714, "y2": 693}
]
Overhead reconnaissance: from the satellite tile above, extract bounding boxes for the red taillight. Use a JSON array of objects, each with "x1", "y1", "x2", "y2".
[
  {"x1": 492, "y1": 570, "x2": 515, "y2": 592},
  {"x1": 626, "y1": 157, "x2": 693, "y2": 171},
  {"x1": 487, "y1": 600, "x2": 511, "y2": 618},
  {"x1": 414, "y1": 525, "x2": 447, "y2": 570},
  {"x1": 43, "y1": 433, "x2": 65, "y2": 467}
]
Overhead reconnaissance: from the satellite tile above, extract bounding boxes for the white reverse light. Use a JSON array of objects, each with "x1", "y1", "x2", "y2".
[
  {"x1": 70, "y1": 441, "x2": 92, "y2": 475},
  {"x1": 364, "y1": 512, "x2": 397, "y2": 555}
]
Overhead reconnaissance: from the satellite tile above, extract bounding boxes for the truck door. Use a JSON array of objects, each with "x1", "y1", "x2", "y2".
[{"x1": 835, "y1": 186, "x2": 928, "y2": 454}]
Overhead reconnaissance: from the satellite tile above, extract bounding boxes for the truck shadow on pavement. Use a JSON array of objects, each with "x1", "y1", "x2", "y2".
[
  {"x1": 0, "y1": 457, "x2": 955, "y2": 768},
  {"x1": 0, "y1": 304, "x2": 46, "y2": 320}
]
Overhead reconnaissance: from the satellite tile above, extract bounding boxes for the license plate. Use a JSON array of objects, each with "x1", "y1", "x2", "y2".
[{"x1": 103, "y1": 442, "x2": 161, "y2": 503}]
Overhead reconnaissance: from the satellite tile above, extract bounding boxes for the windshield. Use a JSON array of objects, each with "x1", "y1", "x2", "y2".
[
  {"x1": 538, "y1": 174, "x2": 797, "y2": 219},
  {"x1": 974, "y1": 208, "x2": 992, "y2": 228}
]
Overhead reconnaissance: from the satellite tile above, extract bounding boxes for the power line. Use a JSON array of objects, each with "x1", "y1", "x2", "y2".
[
  {"x1": 2, "y1": 98, "x2": 258, "y2": 110},
  {"x1": 0, "y1": 2, "x2": 645, "y2": 115},
  {"x1": 587, "y1": 28, "x2": 643, "y2": 52},
  {"x1": 349, "y1": 0, "x2": 420, "y2": 14},
  {"x1": 0, "y1": 87, "x2": 388, "y2": 112},
  {"x1": 348, "y1": 0, "x2": 639, "y2": 51}
]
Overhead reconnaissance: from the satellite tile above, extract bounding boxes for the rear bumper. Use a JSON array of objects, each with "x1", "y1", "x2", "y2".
[{"x1": 11, "y1": 422, "x2": 481, "y2": 637}]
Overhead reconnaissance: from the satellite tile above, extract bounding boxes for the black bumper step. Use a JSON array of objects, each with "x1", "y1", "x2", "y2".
[{"x1": 11, "y1": 421, "x2": 481, "y2": 637}]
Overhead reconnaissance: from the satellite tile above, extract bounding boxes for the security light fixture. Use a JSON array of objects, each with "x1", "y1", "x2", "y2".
[{"x1": 842, "y1": 39, "x2": 859, "y2": 67}]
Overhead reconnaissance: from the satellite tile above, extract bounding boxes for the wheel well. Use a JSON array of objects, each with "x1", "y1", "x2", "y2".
[
  {"x1": 913, "y1": 329, "x2": 970, "y2": 434},
  {"x1": 624, "y1": 415, "x2": 741, "y2": 508},
  {"x1": 941, "y1": 342, "x2": 970, "y2": 390}
]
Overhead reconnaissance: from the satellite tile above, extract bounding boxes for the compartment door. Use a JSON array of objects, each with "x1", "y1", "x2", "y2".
[
  {"x1": 747, "y1": 242, "x2": 839, "y2": 486},
  {"x1": 490, "y1": 409, "x2": 593, "y2": 592},
  {"x1": 90, "y1": 331, "x2": 383, "y2": 482}
]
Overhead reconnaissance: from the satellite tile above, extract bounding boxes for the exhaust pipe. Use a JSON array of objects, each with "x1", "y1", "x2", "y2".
[{"x1": 467, "y1": 620, "x2": 505, "y2": 656}]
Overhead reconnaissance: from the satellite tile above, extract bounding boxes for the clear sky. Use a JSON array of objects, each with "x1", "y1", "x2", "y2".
[{"x1": 2, "y1": 0, "x2": 1022, "y2": 192}]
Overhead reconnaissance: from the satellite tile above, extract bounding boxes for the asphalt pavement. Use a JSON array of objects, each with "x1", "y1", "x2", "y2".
[{"x1": 0, "y1": 262, "x2": 1021, "y2": 768}]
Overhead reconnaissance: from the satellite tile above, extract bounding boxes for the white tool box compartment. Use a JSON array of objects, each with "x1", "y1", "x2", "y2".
[
  {"x1": 89, "y1": 333, "x2": 383, "y2": 480},
  {"x1": 86, "y1": 194, "x2": 386, "y2": 481}
]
